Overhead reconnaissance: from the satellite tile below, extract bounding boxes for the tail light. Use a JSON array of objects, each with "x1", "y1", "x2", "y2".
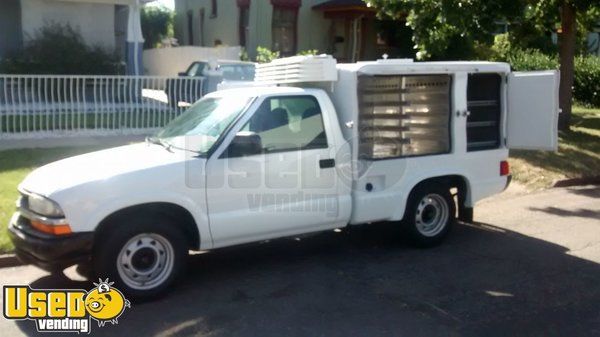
[{"x1": 500, "y1": 161, "x2": 510, "y2": 176}]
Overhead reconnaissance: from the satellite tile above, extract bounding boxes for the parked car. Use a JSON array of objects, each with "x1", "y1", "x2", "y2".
[
  {"x1": 8, "y1": 56, "x2": 558, "y2": 299},
  {"x1": 166, "y1": 60, "x2": 255, "y2": 107}
]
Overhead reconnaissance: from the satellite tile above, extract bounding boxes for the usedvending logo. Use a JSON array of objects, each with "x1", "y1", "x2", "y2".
[{"x1": 3, "y1": 279, "x2": 130, "y2": 333}]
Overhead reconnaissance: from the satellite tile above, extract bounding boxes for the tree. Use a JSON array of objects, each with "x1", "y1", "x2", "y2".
[
  {"x1": 365, "y1": 0, "x2": 524, "y2": 60},
  {"x1": 524, "y1": 0, "x2": 599, "y2": 130},
  {"x1": 365, "y1": 0, "x2": 599, "y2": 130},
  {"x1": 141, "y1": 5, "x2": 174, "y2": 49}
]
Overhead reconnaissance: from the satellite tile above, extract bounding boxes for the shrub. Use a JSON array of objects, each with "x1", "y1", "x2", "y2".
[
  {"x1": 574, "y1": 56, "x2": 600, "y2": 107},
  {"x1": 297, "y1": 49, "x2": 319, "y2": 56},
  {"x1": 503, "y1": 49, "x2": 559, "y2": 71},
  {"x1": 255, "y1": 46, "x2": 279, "y2": 63},
  {"x1": 491, "y1": 34, "x2": 600, "y2": 107},
  {"x1": 0, "y1": 23, "x2": 123, "y2": 75}
]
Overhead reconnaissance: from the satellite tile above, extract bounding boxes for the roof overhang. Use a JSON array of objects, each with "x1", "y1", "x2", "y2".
[
  {"x1": 312, "y1": 0, "x2": 376, "y2": 18},
  {"x1": 56, "y1": 0, "x2": 155, "y2": 5}
]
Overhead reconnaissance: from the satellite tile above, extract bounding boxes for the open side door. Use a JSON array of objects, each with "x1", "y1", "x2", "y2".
[{"x1": 507, "y1": 70, "x2": 559, "y2": 150}]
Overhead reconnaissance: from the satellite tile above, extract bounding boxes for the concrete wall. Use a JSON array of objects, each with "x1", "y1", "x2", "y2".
[
  {"x1": 143, "y1": 46, "x2": 241, "y2": 76},
  {"x1": 20, "y1": 0, "x2": 116, "y2": 51},
  {"x1": 0, "y1": 0, "x2": 23, "y2": 59}
]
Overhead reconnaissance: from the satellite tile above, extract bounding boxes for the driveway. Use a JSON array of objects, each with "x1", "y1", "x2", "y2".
[{"x1": 1, "y1": 185, "x2": 599, "y2": 336}]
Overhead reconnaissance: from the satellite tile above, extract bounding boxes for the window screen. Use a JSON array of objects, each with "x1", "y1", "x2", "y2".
[
  {"x1": 467, "y1": 73, "x2": 501, "y2": 151},
  {"x1": 357, "y1": 75, "x2": 451, "y2": 159}
]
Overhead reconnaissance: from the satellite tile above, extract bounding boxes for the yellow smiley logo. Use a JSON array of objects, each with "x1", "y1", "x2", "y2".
[{"x1": 84, "y1": 279, "x2": 130, "y2": 326}]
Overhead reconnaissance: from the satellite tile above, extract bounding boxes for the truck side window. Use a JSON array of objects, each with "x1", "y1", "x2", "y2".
[
  {"x1": 238, "y1": 95, "x2": 328, "y2": 154},
  {"x1": 466, "y1": 73, "x2": 502, "y2": 151},
  {"x1": 357, "y1": 74, "x2": 451, "y2": 159}
]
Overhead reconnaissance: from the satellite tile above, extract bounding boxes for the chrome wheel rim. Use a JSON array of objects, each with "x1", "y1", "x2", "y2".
[
  {"x1": 116, "y1": 233, "x2": 174, "y2": 290},
  {"x1": 415, "y1": 194, "x2": 449, "y2": 237}
]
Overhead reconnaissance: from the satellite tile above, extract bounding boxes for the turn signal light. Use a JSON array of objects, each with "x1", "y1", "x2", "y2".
[
  {"x1": 500, "y1": 161, "x2": 510, "y2": 176},
  {"x1": 30, "y1": 221, "x2": 72, "y2": 235}
]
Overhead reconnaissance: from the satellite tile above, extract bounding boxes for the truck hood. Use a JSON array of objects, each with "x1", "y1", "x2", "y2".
[{"x1": 20, "y1": 143, "x2": 192, "y2": 196}]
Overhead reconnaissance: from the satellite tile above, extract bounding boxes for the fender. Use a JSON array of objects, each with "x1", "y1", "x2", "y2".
[{"x1": 55, "y1": 190, "x2": 213, "y2": 250}]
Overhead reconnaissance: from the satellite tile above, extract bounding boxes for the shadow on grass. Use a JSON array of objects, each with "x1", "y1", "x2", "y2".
[
  {"x1": 511, "y1": 146, "x2": 599, "y2": 178},
  {"x1": 13, "y1": 220, "x2": 600, "y2": 337},
  {"x1": 572, "y1": 110, "x2": 600, "y2": 130}
]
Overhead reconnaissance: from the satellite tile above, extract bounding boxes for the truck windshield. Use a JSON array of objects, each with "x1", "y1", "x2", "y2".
[{"x1": 156, "y1": 96, "x2": 251, "y2": 154}]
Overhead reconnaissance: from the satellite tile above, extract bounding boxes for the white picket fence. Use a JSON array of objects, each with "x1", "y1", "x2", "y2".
[{"x1": 0, "y1": 75, "x2": 204, "y2": 139}]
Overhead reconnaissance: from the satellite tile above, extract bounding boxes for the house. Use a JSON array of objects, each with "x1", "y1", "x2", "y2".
[
  {"x1": 0, "y1": 0, "x2": 154, "y2": 74},
  {"x1": 174, "y1": 0, "x2": 402, "y2": 62}
]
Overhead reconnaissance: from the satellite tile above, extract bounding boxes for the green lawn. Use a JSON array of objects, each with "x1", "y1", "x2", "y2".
[
  {"x1": 509, "y1": 106, "x2": 600, "y2": 189},
  {"x1": 0, "y1": 146, "x2": 108, "y2": 253}
]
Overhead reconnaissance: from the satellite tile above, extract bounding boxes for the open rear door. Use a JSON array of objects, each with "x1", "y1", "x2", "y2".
[{"x1": 507, "y1": 70, "x2": 559, "y2": 150}]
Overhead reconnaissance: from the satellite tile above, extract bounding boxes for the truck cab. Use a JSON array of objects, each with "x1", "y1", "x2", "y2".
[{"x1": 8, "y1": 56, "x2": 559, "y2": 298}]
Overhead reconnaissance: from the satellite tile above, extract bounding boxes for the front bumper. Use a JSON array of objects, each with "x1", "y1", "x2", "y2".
[{"x1": 8, "y1": 213, "x2": 94, "y2": 272}]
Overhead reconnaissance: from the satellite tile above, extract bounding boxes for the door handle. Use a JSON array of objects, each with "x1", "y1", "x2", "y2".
[{"x1": 319, "y1": 159, "x2": 335, "y2": 169}]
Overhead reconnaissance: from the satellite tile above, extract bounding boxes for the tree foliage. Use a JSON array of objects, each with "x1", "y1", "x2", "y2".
[
  {"x1": 141, "y1": 5, "x2": 174, "y2": 49},
  {"x1": 366, "y1": 0, "x2": 524, "y2": 60},
  {"x1": 365, "y1": 0, "x2": 598, "y2": 60}
]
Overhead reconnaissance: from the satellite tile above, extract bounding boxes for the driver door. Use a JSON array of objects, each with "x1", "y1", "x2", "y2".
[{"x1": 205, "y1": 95, "x2": 341, "y2": 248}]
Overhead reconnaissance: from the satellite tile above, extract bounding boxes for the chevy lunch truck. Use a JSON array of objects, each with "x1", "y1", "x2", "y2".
[{"x1": 8, "y1": 56, "x2": 559, "y2": 298}]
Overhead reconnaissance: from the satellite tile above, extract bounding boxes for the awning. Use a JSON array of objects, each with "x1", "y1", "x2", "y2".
[{"x1": 312, "y1": 0, "x2": 375, "y2": 18}]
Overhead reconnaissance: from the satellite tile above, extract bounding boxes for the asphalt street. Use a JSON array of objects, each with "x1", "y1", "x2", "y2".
[{"x1": 1, "y1": 184, "x2": 599, "y2": 337}]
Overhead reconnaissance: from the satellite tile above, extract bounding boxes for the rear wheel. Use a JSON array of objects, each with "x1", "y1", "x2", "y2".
[
  {"x1": 403, "y1": 183, "x2": 455, "y2": 247},
  {"x1": 93, "y1": 216, "x2": 187, "y2": 299}
]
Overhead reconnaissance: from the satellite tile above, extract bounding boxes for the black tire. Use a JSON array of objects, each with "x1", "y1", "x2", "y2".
[
  {"x1": 403, "y1": 183, "x2": 456, "y2": 248},
  {"x1": 92, "y1": 216, "x2": 188, "y2": 299}
]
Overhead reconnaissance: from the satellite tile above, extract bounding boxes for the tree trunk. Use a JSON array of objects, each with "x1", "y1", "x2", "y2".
[{"x1": 558, "y1": 3, "x2": 576, "y2": 131}]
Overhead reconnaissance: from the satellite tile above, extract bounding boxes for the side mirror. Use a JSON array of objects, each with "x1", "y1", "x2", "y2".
[
  {"x1": 226, "y1": 131, "x2": 262, "y2": 157},
  {"x1": 178, "y1": 72, "x2": 187, "y2": 77}
]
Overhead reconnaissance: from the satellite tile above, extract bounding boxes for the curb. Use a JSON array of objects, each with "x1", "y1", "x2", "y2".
[
  {"x1": 553, "y1": 176, "x2": 600, "y2": 188},
  {"x1": 0, "y1": 254, "x2": 23, "y2": 268}
]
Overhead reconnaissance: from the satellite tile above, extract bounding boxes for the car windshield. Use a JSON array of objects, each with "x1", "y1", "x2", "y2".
[
  {"x1": 155, "y1": 96, "x2": 252, "y2": 154},
  {"x1": 219, "y1": 64, "x2": 255, "y2": 81}
]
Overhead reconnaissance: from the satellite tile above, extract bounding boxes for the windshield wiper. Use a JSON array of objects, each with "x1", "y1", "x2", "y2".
[
  {"x1": 146, "y1": 136, "x2": 173, "y2": 152},
  {"x1": 146, "y1": 136, "x2": 203, "y2": 155}
]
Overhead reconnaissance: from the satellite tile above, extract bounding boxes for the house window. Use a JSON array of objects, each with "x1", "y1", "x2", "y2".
[
  {"x1": 238, "y1": 3, "x2": 250, "y2": 48},
  {"x1": 210, "y1": 0, "x2": 217, "y2": 18},
  {"x1": 187, "y1": 10, "x2": 194, "y2": 45},
  {"x1": 357, "y1": 75, "x2": 452, "y2": 159},
  {"x1": 272, "y1": 6, "x2": 298, "y2": 56}
]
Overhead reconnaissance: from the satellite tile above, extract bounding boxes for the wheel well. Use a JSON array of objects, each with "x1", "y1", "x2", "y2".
[
  {"x1": 409, "y1": 175, "x2": 470, "y2": 215},
  {"x1": 94, "y1": 203, "x2": 200, "y2": 250}
]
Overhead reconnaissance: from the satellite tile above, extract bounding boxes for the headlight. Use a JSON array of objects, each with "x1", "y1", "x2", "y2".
[{"x1": 27, "y1": 193, "x2": 64, "y2": 218}]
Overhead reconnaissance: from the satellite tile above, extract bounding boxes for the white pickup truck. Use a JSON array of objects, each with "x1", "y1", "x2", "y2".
[{"x1": 8, "y1": 56, "x2": 559, "y2": 298}]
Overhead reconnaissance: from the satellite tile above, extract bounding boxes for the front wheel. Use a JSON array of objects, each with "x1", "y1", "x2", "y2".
[
  {"x1": 93, "y1": 217, "x2": 187, "y2": 299},
  {"x1": 403, "y1": 183, "x2": 456, "y2": 247}
]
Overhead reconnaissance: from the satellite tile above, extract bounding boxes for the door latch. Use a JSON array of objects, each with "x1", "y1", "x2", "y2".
[{"x1": 319, "y1": 159, "x2": 335, "y2": 169}]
